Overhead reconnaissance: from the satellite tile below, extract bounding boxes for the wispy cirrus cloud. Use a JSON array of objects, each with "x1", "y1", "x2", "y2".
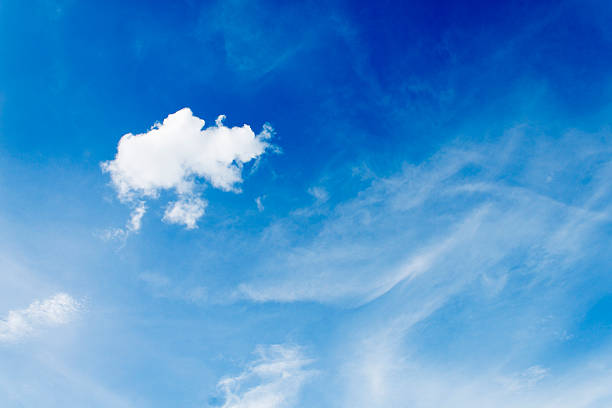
[
  {"x1": 201, "y1": 0, "x2": 315, "y2": 78},
  {"x1": 340, "y1": 332, "x2": 612, "y2": 408},
  {"x1": 102, "y1": 108, "x2": 275, "y2": 232},
  {"x1": 216, "y1": 344, "x2": 315, "y2": 408},
  {"x1": 338, "y1": 309, "x2": 612, "y2": 408},
  {"x1": 237, "y1": 126, "x2": 612, "y2": 306},
  {"x1": 266, "y1": 126, "x2": 612, "y2": 408}
]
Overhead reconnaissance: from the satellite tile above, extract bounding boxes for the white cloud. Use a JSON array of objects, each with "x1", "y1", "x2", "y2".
[
  {"x1": 255, "y1": 196, "x2": 264, "y2": 212},
  {"x1": 236, "y1": 127, "x2": 612, "y2": 305},
  {"x1": 98, "y1": 201, "x2": 147, "y2": 242},
  {"x1": 162, "y1": 196, "x2": 207, "y2": 229},
  {"x1": 307, "y1": 186, "x2": 329, "y2": 203},
  {"x1": 341, "y1": 333, "x2": 612, "y2": 408},
  {"x1": 102, "y1": 107, "x2": 274, "y2": 230},
  {"x1": 336, "y1": 297, "x2": 612, "y2": 408},
  {"x1": 127, "y1": 201, "x2": 146, "y2": 231},
  {"x1": 217, "y1": 344, "x2": 314, "y2": 408},
  {"x1": 0, "y1": 293, "x2": 81, "y2": 342},
  {"x1": 500, "y1": 365, "x2": 550, "y2": 392}
]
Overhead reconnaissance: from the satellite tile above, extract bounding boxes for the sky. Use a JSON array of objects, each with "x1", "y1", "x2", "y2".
[{"x1": 1, "y1": 0, "x2": 612, "y2": 406}]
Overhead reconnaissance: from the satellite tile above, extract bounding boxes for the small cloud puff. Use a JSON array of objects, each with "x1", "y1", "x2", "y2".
[
  {"x1": 101, "y1": 108, "x2": 275, "y2": 232},
  {"x1": 0, "y1": 293, "x2": 81, "y2": 343},
  {"x1": 308, "y1": 186, "x2": 329, "y2": 203},
  {"x1": 163, "y1": 196, "x2": 207, "y2": 229},
  {"x1": 255, "y1": 196, "x2": 265, "y2": 212}
]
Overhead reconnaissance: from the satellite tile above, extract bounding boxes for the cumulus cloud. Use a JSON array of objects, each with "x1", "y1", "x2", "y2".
[
  {"x1": 216, "y1": 344, "x2": 314, "y2": 408},
  {"x1": 0, "y1": 293, "x2": 81, "y2": 342},
  {"x1": 162, "y1": 196, "x2": 207, "y2": 229},
  {"x1": 102, "y1": 108, "x2": 274, "y2": 231}
]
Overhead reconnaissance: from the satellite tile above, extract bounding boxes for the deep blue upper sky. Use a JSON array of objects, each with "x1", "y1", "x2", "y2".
[{"x1": 1, "y1": 1, "x2": 612, "y2": 407}]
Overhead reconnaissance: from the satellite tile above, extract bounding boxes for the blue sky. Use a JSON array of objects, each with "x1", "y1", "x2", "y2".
[{"x1": 1, "y1": 0, "x2": 612, "y2": 406}]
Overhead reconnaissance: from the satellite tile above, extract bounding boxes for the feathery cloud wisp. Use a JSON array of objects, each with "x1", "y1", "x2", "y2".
[
  {"x1": 237, "y1": 126, "x2": 612, "y2": 305},
  {"x1": 217, "y1": 344, "x2": 314, "y2": 408}
]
